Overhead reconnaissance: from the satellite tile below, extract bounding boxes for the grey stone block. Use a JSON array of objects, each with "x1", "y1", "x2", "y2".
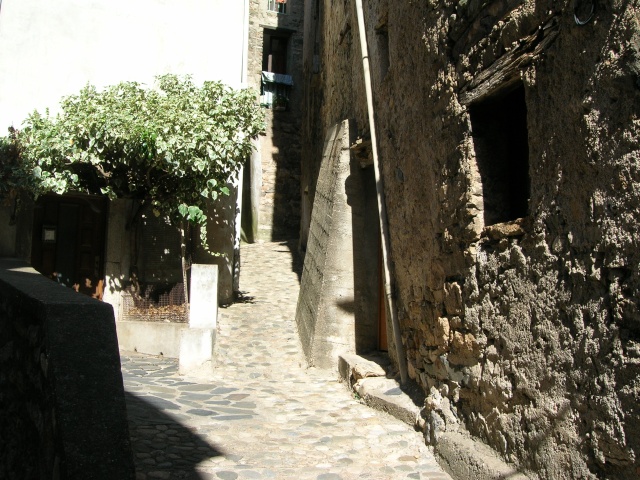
[{"x1": 0, "y1": 259, "x2": 135, "y2": 479}]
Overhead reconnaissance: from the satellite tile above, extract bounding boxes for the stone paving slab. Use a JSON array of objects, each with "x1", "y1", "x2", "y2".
[{"x1": 122, "y1": 240, "x2": 453, "y2": 480}]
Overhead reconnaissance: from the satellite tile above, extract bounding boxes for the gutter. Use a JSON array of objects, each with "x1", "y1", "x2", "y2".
[{"x1": 354, "y1": 0, "x2": 408, "y2": 385}]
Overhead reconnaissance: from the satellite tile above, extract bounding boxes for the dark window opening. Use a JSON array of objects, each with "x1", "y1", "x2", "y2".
[
  {"x1": 267, "y1": 0, "x2": 287, "y2": 14},
  {"x1": 261, "y1": 30, "x2": 293, "y2": 109},
  {"x1": 469, "y1": 84, "x2": 530, "y2": 226},
  {"x1": 30, "y1": 194, "x2": 107, "y2": 299},
  {"x1": 262, "y1": 32, "x2": 289, "y2": 74}
]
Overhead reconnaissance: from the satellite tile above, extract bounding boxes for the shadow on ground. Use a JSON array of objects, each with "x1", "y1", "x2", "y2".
[{"x1": 126, "y1": 392, "x2": 224, "y2": 480}]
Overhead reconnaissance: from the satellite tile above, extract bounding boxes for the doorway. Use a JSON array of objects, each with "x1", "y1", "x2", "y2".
[
  {"x1": 262, "y1": 31, "x2": 289, "y2": 75},
  {"x1": 31, "y1": 194, "x2": 108, "y2": 298}
]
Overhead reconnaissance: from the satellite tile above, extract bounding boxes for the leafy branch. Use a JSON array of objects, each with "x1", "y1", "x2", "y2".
[
  {"x1": 1, "y1": 74, "x2": 264, "y2": 305},
  {"x1": 5, "y1": 74, "x2": 265, "y2": 249}
]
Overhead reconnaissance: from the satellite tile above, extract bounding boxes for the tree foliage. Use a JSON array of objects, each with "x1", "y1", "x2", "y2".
[
  {"x1": 0, "y1": 128, "x2": 33, "y2": 206},
  {"x1": 6, "y1": 74, "x2": 264, "y2": 243}
]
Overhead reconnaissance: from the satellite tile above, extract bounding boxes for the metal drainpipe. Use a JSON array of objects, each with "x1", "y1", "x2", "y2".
[
  {"x1": 354, "y1": 0, "x2": 408, "y2": 385},
  {"x1": 233, "y1": 0, "x2": 251, "y2": 292}
]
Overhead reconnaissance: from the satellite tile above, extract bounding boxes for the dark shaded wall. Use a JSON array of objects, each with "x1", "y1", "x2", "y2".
[
  {"x1": 248, "y1": 0, "x2": 304, "y2": 241},
  {"x1": 301, "y1": 0, "x2": 640, "y2": 478},
  {"x1": 0, "y1": 260, "x2": 134, "y2": 479}
]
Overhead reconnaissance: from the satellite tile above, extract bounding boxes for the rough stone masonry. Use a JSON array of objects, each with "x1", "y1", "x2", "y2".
[{"x1": 300, "y1": 1, "x2": 640, "y2": 478}]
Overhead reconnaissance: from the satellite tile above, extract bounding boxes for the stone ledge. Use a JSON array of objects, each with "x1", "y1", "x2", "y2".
[
  {"x1": 355, "y1": 376, "x2": 423, "y2": 429},
  {"x1": 481, "y1": 217, "x2": 529, "y2": 240},
  {"x1": 338, "y1": 353, "x2": 387, "y2": 387},
  {"x1": 116, "y1": 320, "x2": 187, "y2": 357},
  {"x1": 435, "y1": 431, "x2": 532, "y2": 480},
  {"x1": 338, "y1": 353, "x2": 422, "y2": 430},
  {"x1": 338, "y1": 353, "x2": 533, "y2": 480}
]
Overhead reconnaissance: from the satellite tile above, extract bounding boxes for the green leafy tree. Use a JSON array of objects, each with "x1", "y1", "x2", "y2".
[
  {"x1": 0, "y1": 128, "x2": 33, "y2": 206},
  {"x1": 4, "y1": 74, "x2": 264, "y2": 303}
]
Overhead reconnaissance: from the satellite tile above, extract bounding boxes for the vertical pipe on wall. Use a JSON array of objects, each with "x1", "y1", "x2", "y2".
[
  {"x1": 233, "y1": 0, "x2": 252, "y2": 292},
  {"x1": 354, "y1": 0, "x2": 408, "y2": 385}
]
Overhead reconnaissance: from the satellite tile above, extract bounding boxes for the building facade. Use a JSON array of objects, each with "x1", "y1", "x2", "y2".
[
  {"x1": 0, "y1": 0, "x2": 252, "y2": 309},
  {"x1": 244, "y1": 0, "x2": 304, "y2": 241},
  {"x1": 298, "y1": 0, "x2": 640, "y2": 478}
]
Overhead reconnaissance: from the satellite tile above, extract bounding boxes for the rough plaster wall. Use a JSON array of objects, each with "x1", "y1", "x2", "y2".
[
  {"x1": 193, "y1": 190, "x2": 239, "y2": 305},
  {"x1": 248, "y1": 0, "x2": 304, "y2": 240},
  {"x1": 304, "y1": 0, "x2": 640, "y2": 478},
  {"x1": 350, "y1": 162, "x2": 381, "y2": 354},
  {"x1": 103, "y1": 199, "x2": 133, "y2": 322},
  {"x1": 378, "y1": 2, "x2": 640, "y2": 479}
]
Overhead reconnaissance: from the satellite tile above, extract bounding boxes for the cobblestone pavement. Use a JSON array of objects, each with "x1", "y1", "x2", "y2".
[{"x1": 122, "y1": 240, "x2": 452, "y2": 480}]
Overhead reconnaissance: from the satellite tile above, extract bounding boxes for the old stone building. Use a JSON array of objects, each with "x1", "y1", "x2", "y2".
[
  {"x1": 245, "y1": 0, "x2": 304, "y2": 241},
  {"x1": 297, "y1": 0, "x2": 640, "y2": 478}
]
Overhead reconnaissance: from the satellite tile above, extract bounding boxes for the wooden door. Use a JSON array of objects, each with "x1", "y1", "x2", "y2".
[{"x1": 31, "y1": 194, "x2": 107, "y2": 299}]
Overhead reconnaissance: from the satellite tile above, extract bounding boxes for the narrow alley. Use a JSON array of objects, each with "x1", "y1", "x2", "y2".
[{"x1": 122, "y1": 241, "x2": 452, "y2": 480}]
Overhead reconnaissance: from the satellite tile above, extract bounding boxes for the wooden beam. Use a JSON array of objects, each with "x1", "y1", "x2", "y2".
[{"x1": 459, "y1": 16, "x2": 560, "y2": 105}]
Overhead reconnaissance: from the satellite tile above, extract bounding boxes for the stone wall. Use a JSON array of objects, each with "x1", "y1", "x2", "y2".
[
  {"x1": 0, "y1": 259, "x2": 134, "y2": 479},
  {"x1": 301, "y1": 0, "x2": 640, "y2": 478},
  {"x1": 300, "y1": 0, "x2": 370, "y2": 247},
  {"x1": 248, "y1": 0, "x2": 304, "y2": 240}
]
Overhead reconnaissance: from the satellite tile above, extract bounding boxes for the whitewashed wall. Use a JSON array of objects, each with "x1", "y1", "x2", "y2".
[{"x1": 0, "y1": 0, "x2": 247, "y2": 128}]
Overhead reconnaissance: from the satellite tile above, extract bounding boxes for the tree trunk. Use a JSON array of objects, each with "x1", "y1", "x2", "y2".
[{"x1": 180, "y1": 220, "x2": 190, "y2": 318}]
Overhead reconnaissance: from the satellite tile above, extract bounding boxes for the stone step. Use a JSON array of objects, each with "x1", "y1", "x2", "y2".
[
  {"x1": 338, "y1": 353, "x2": 423, "y2": 430},
  {"x1": 338, "y1": 353, "x2": 534, "y2": 480}
]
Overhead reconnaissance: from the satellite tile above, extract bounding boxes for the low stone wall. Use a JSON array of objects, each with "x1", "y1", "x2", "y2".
[
  {"x1": 0, "y1": 259, "x2": 134, "y2": 480},
  {"x1": 116, "y1": 320, "x2": 186, "y2": 358}
]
